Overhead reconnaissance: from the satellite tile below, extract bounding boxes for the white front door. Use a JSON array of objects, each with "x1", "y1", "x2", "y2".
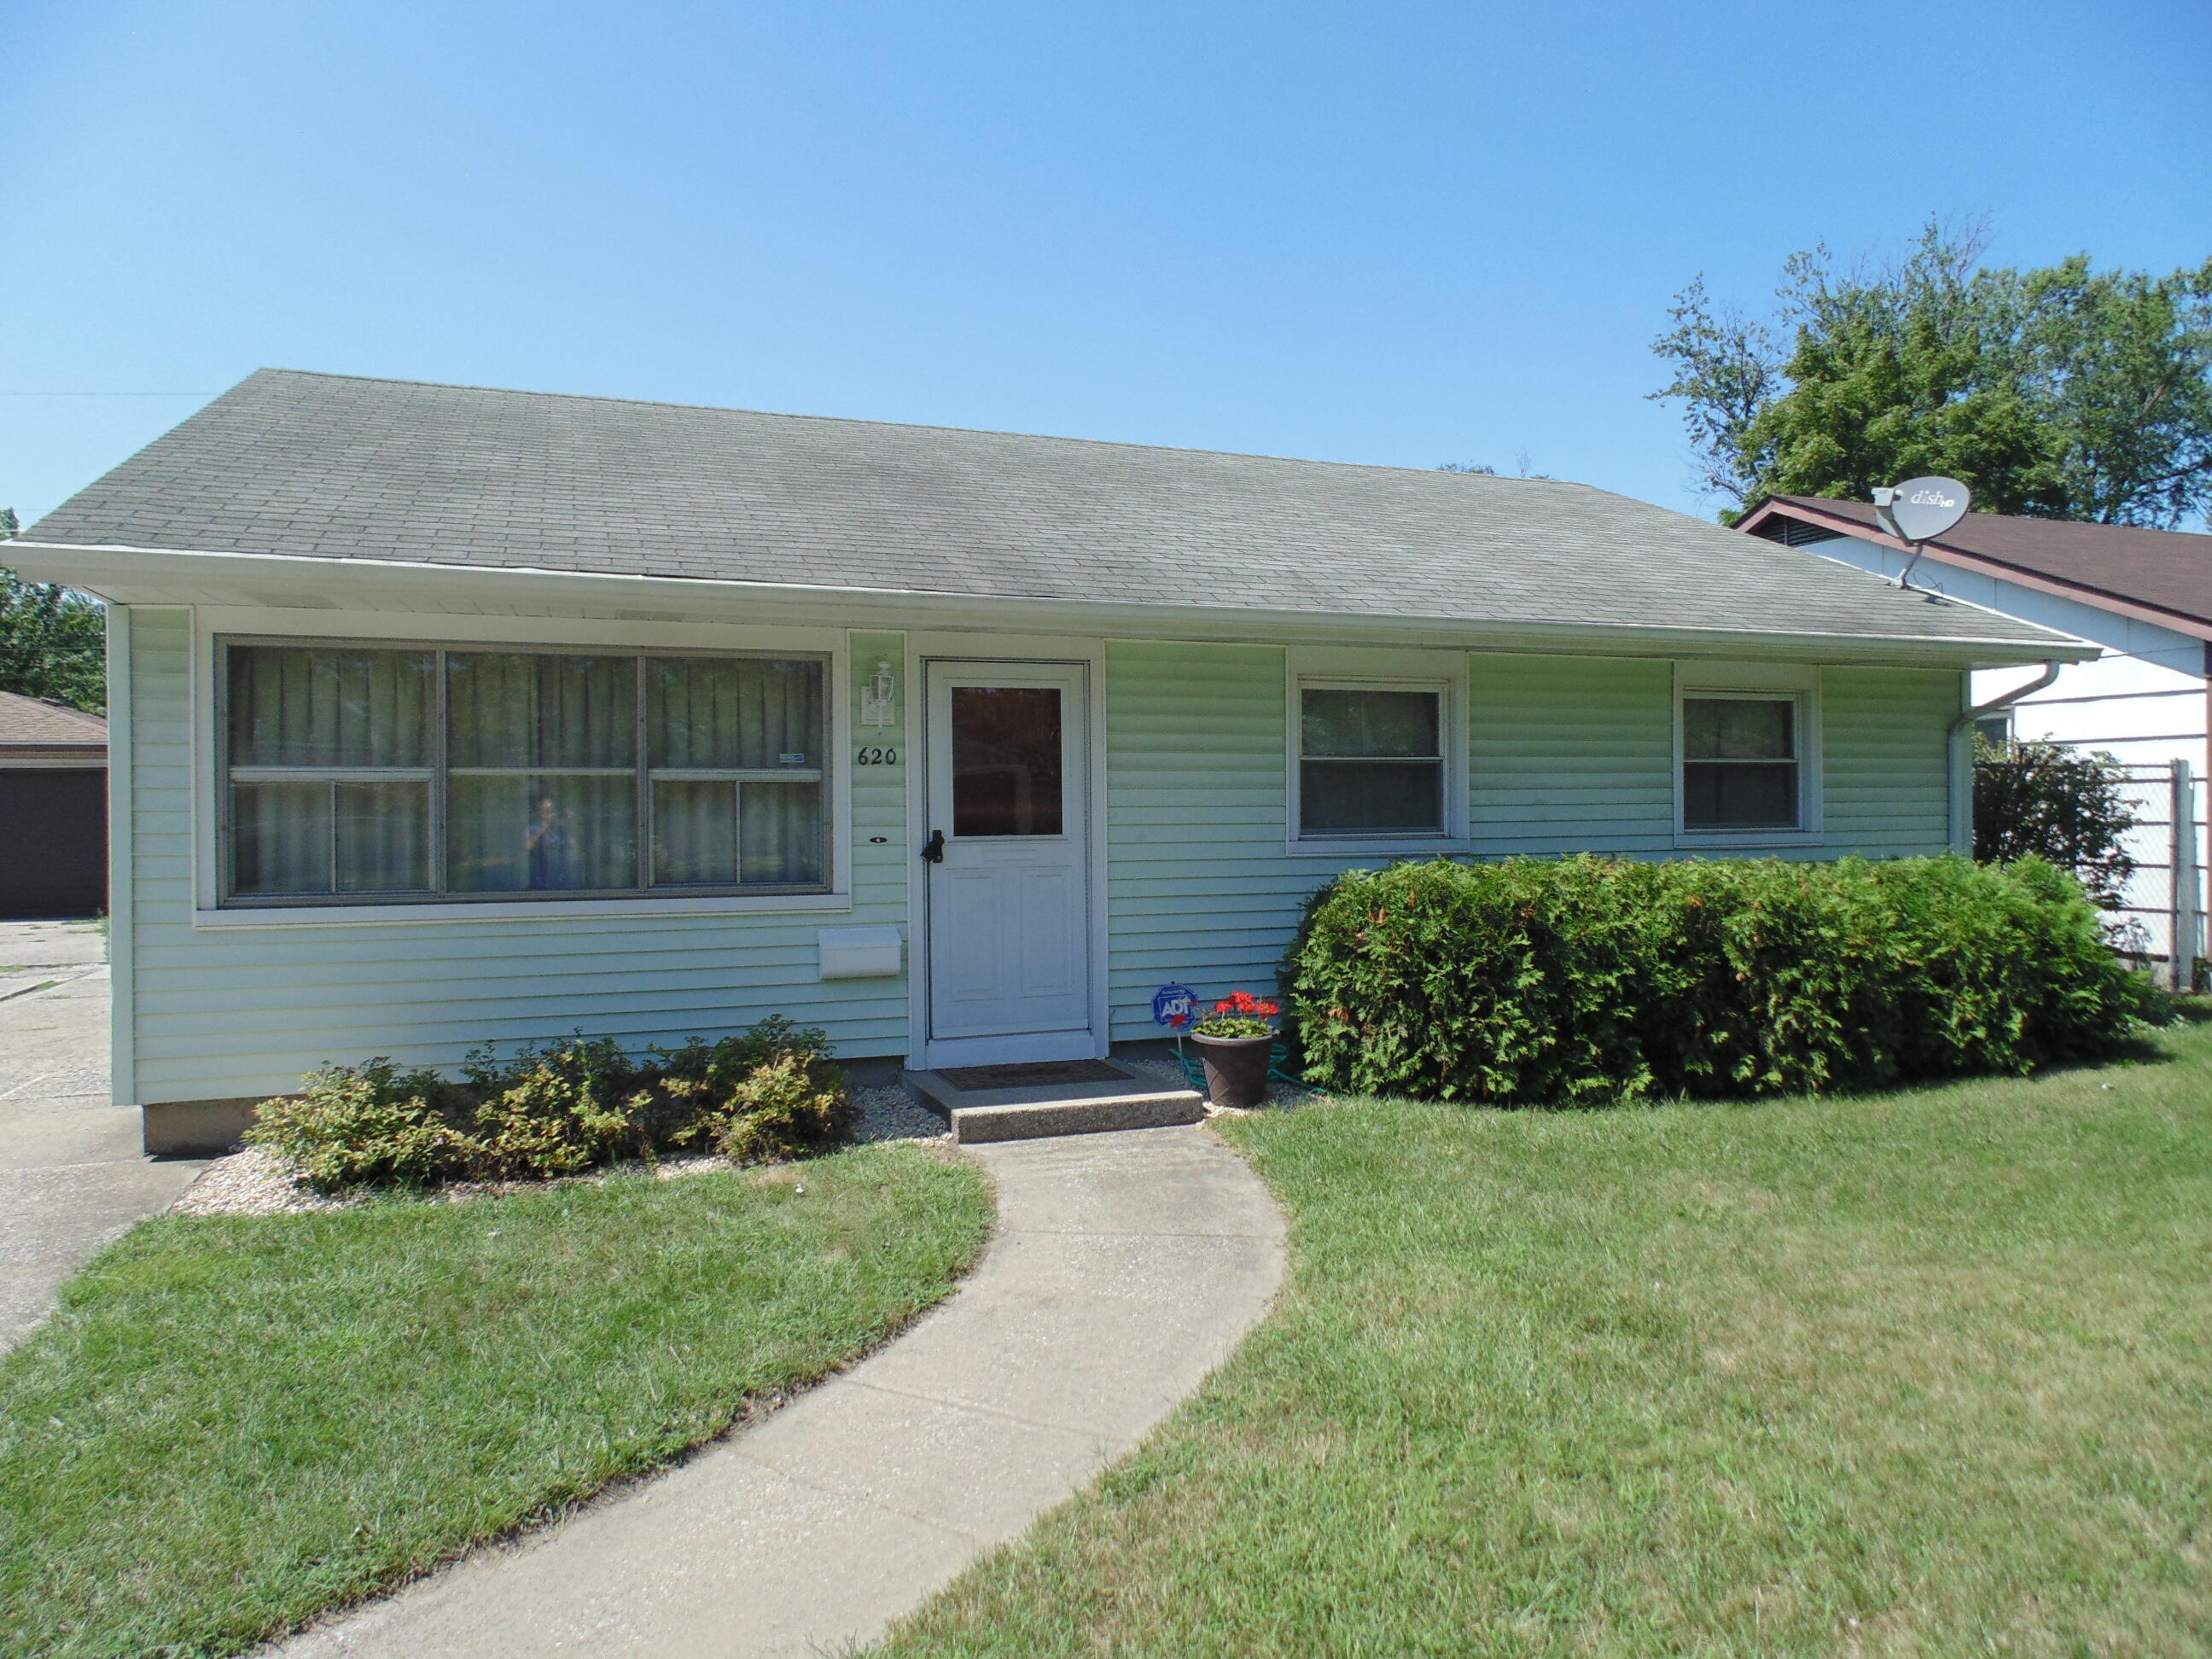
[{"x1": 922, "y1": 661, "x2": 1093, "y2": 1066}]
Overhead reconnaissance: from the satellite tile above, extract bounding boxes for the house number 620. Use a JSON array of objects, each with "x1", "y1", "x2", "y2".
[{"x1": 855, "y1": 746, "x2": 899, "y2": 766}]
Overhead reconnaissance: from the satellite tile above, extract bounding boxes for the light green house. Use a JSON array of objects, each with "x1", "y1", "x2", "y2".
[{"x1": 11, "y1": 371, "x2": 2087, "y2": 1150}]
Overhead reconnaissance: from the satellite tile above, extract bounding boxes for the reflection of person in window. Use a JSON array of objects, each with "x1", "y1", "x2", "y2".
[{"x1": 527, "y1": 795, "x2": 577, "y2": 888}]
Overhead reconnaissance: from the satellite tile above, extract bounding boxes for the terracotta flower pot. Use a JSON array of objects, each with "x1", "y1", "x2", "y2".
[{"x1": 1190, "y1": 1030, "x2": 1274, "y2": 1109}]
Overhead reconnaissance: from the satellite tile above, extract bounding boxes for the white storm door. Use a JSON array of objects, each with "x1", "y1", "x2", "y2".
[{"x1": 923, "y1": 662, "x2": 1093, "y2": 1063}]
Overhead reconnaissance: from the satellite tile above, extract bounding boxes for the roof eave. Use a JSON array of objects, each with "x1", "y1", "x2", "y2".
[
  {"x1": 5, "y1": 538, "x2": 2098, "y2": 668},
  {"x1": 1738, "y1": 499, "x2": 2212, "y2": 643}
]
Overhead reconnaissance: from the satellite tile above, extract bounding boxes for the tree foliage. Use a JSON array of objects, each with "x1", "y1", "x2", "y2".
[
  {"x1": 0, "y1": 509, "x2": 107, "y2": 713},
  {"x1": 1651, "y1": 221, "x2": 2212, "y2": 527},
  {"x1": 1973, "y1": 737, "x2": 2137, "y2": 908}
]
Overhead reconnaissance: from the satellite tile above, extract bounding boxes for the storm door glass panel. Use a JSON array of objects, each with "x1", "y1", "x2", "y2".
[
  {"x1": 446, "y1": 654, "x2": 637, "y2": 892},
  {"x1": 951, "y1": 686, "x2": 1062, "y2": 837},
  {"x1": 647, "y1": 657, "x2": 827, "y2": 888},
  {"x1": 1300, "y1": 688, "x2": 1444, "y2": 835},
  {"x1": 1682, "y1": 697, "x2": 1799, "y2": 830},
  {"x1": 224, "y1": 645, "x2": 434, "y2": 899}
]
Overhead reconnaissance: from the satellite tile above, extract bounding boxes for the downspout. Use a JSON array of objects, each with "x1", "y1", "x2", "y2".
[{"x1": 1946, "y1": 660, "x2": 2063, "y2": 853}]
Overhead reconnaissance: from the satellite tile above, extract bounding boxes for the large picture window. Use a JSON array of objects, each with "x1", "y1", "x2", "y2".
[{"x1": 221, "y1": 642, "x2": 829, "y2": 905}]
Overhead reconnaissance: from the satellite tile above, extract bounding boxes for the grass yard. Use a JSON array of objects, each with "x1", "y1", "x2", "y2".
[
  {"x1": 883, "y1": 1024, "x2": 2212, "y2": 1658},
  {"x1": 1, "y1": 1144, "x2": 991, "y2": 1659}
]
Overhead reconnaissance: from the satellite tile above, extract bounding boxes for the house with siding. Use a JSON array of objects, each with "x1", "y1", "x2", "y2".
[
  {"x1": 9, "y1": 370, "x2": 2088, "y2": 1151},
  {"x1": 1740, "y1": 497, "x2": 2209, "y2": 974}
]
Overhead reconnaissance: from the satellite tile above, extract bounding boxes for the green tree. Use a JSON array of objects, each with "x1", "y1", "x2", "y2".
[
  {"x1": 1652, "y1": 221, "x2": 2212, "y2": 527},
  {"x1": 1973, "y1": 737, "x2": 2137, "y2": 909},
  {"x1": 0, "y1": 509, "x2": 107, "y2": 713}
]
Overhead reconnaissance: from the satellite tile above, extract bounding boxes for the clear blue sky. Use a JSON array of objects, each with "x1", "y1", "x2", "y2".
[{"x1": 4, "y1": 0, "x2": 2206, "y2": 527}]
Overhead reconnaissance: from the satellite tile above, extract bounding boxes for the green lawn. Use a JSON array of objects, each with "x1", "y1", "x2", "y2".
[
  {"x1": 883, "y1": 1025, "x2": 2212, "y2": 1658},
  {"x1": 1, "y1": 1144, "x2": 992, "y2": 1659}
]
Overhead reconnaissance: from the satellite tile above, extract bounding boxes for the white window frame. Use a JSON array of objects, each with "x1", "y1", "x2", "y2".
[
  {"x1": 1287, "y1": 645, "x2": 1469, "y2": 856},
  {"x1": 190, "y1": 608, "x2": 852, "y2": 925},
  {"x1": 1673, "y1": 662, "x2": 1824, "y2": 848}
]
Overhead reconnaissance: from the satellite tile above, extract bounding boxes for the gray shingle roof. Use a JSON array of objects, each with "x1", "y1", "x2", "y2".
[{"x1": 26, "y1": 370, "x2": 2070, "y2": 649}]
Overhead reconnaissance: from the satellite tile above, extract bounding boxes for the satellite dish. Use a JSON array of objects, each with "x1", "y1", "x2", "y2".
[{"x1": 1871, "y1": 476, "x2": 1971, "y2": 544}]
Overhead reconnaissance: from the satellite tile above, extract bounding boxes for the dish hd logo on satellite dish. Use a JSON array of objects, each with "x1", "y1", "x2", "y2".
[
  {"x1": 1871, "y1": 475, "x2": 1971, "y2": 590},
  {"x1": 1871, "y1": 476, "x2": 1971, "y2": 544}
]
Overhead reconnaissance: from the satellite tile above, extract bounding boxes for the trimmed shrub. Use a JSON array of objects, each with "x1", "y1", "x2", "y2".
[
  {"x1": 1291, "y1": 853, "x2": 2163, "y2": 1105},
  {"x1": 247, "y1": 1016, "x2": 855, "y2": 1191}
]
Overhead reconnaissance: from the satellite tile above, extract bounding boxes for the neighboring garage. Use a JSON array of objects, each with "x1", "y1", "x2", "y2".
[{"x1": 0, "y1": 690, "x2": 107, "y2": 918}]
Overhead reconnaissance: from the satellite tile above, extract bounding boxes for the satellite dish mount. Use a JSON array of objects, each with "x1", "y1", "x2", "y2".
[{"x1": 1870, "y1": 476, "x2": 1971, "y2": 591}]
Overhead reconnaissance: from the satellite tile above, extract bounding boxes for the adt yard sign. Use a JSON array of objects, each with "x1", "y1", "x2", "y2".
[{"x1": 1152, "y1": 983, "x2": 1198, "y2": 1027}]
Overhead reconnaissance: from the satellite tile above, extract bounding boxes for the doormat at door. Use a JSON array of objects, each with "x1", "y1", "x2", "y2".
[{"x1": 936, "y1": 1059, "x2": 1133, "y2": 1091}]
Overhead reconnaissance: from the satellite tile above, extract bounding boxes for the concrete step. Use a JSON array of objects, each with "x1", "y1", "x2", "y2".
[{"x1": 904, "y1": 1064, "x2": 1206, "y2": 1144}]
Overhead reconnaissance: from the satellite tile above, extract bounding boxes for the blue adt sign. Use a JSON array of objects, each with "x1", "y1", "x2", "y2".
[{"x1": 1152, "y1": 983, "x2": 1198, "y2": 1027}]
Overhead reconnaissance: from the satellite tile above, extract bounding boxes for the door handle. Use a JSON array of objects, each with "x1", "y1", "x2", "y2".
[{"x1": 921, "y1": 830, "x2": 945, "y2": 864}]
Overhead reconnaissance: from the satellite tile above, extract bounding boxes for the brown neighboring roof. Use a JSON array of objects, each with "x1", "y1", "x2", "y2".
[
  {"x1": 1740, "y1": 496, "x2": 2212, "y2": 637},
  {"x1": 0, "y1": 690, "x2": 108, "y2": 755}
]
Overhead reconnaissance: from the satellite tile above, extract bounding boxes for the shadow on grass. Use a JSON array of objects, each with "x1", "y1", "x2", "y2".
[{"x1": 1296, "y1": 1022, "x2": 2193, "y2": 1118}]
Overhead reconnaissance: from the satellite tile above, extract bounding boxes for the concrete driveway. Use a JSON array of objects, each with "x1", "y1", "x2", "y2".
[{"x1": 0, "y1": 920, "x2": 207, "y2": 1349}]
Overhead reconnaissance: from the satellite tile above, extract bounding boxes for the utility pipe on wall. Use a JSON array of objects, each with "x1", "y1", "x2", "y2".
[{"x1": 1946, "y1": 660, "x2": 2064, "y2": 853}]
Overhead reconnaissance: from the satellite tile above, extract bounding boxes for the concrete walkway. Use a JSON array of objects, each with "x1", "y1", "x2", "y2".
[
  {"x1": 276, "y1": 1124, "x2": 1285, "y2": 1658},
  {"x1": 0, "y1": 923, "x2": 207, "y2": 1350}
]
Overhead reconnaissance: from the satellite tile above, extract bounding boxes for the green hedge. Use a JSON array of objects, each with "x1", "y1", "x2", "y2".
[{"x1": 1289, "y1": 854, "x2": 2164, "y2": 1104}]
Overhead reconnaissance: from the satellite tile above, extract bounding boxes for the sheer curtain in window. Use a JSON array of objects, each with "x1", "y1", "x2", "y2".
[
  {"x1": 649, "y1": 657, "x2": 824, "y2": 887},
  {"x1": 446, "y1": 654, "x2": 637, "y2": 892},
  {"x1": 227, "y1": 646, "x2": 434, "y2": 895}
]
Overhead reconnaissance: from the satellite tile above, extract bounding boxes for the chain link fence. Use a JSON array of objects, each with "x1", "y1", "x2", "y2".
[{"x1": 2104, "y1": 760, "x2": 2206, "y2": 992}]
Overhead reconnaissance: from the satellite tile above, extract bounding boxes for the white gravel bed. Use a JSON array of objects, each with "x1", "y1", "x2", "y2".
[{"x1": 172, "y1": 1078, "x2": 951, "y2": 1218}]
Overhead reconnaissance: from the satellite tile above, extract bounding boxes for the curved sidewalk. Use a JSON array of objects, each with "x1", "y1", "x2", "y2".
[{"x1": 276, "y1": 1123, "x2": 1285, "y2": 1658}]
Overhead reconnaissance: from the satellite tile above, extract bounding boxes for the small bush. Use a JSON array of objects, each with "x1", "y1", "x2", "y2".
[
  {"x1": 1291, "y1": 853, "x2": 2163, "y2": 1105},
  {"x1": 250, "y1": 1017, "x2": 855, "y2": 1191},
  {"x1": 460, "y1": 1035, "x2": 655, "y2": 1180},
  {"x1": 715, "y1": 1050, "x2": 855, "y2": 1164},
  {"x1": 246, "y1": 1060, "x2": 469, "y2": 1190},
  {"x1": 655, "y1": 1016, "x2": 855, "y2": 1163}
]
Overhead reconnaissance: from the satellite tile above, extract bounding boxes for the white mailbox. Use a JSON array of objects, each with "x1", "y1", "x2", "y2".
[{"x1": 816, "y1": 925, "x2": 904, "y2": 980}]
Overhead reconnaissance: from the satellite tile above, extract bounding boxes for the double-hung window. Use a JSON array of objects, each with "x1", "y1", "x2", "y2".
[
  {"x1": 1679, "y1": 693, "x2": 1804, "y2": 833},
  {"x1": 220, "y1": 641, "x2": 830, "y2": 905},
  {"x1": 1290, "y1": 648, "x2": 1468, "y2": 849}
]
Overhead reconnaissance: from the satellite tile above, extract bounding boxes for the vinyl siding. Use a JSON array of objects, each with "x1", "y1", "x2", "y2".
[
  {"x1": 1468, "y1": 654, "x2": 1677, "y2": 853},
  {"x1": 126, "y1": 612, "x2": 1966, "y2": 1097},
  {"x1": 126, "y1": 613, "x2": 913, "y2": 1103},
  {"x1": 1104, "y1": 639, "x2": 1313, "y2": 1041},
  {"x1": 1821, "y1": 665, "x2": 1957, "y2": 853},
  {"x1": 1102, "y1": 645, "x2": 1966, "y2": 1039}
]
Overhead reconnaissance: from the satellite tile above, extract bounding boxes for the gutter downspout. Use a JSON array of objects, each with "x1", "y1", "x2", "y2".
[{"x1": 1947, "y1": 660, "x2": 2064, "y2": 853}]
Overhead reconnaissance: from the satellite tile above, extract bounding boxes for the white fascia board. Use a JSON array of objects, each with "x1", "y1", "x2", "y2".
[{"x1": 4, "y1": 539, "x2": 2099, "y2": 669}]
